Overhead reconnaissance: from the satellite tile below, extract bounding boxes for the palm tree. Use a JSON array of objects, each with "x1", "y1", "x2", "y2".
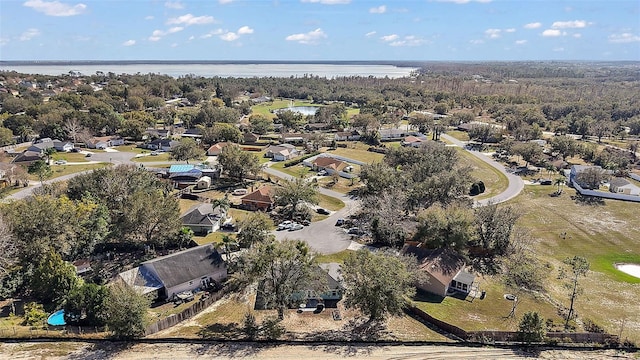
[
  {"x1": 211, "y1": 195, "x2": 231, "y2": 214},
  {"x1": 43, "y1": 147, "x2": 56, "y2": 165},
  {"x1": 554, "y1": 177, "x2": 565, "y2": 194},
  {"x1": 220, "y1": 235, "x2": 238, "y2": 263}
]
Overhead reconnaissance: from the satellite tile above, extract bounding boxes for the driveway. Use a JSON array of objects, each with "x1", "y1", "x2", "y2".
[
  {"x1": 440, "y1": 133, "x2": 524, "y2": 206},
  {"x1": 264, "y1": 166, "x2": 361, "y2": 255}
]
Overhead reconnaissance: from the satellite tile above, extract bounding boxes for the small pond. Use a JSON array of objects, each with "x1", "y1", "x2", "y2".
[
  {"x1": 274, "y1": 106, "x2": 319, "y2": 116},
  {"x1": 615, "y1": 263, "x2": 640, "y2": 279},
  {"x1": 47, "y1": 309, "x2": 66, "y2": 326}
]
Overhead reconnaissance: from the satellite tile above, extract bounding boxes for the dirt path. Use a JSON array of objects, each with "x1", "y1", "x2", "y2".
[{"x1": 0, "y1": 342, "x2": 635, "y2": 360}]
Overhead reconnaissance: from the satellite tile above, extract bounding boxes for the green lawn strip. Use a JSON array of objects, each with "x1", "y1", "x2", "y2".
[
  {"x1": 111, "y1": 145, "x2": 150, "y2": 154},
  {"x1": 454, "y1": 148, "x2": 509, "y2": 201},
  {"x1": 413, "y1": 279, "x2": 563, "y2": 332},
  {"x1": 326, "y1": 147, "x2": 384, "y2": 164},
  {"x1": 315, "y1": 249, "x2": 353, "y2": 264},
  {"x1": 270, "y1": 161, "x2": 311, "y2": 178},
  {"x1": 317, "y1": 193, "x2": 345, "y2": 211},
  {"x1": 446, "y1": 130, "x2": 470, "y2": 142},
  {"x1": 192, "y1": 232, "x2": 228, "y2": 246},
  {"x1": 44, "y1": 163, "x2": 109, "y2": 180},
  {"x1": 131, "y1": 153, "x2": 172, "y2": 162},
  {"x1": 591, "y1": 253, "x2": 640, "y2": 284},
  {"x1": 50, "y1": 152, "x2": 90, "y2": 163}
]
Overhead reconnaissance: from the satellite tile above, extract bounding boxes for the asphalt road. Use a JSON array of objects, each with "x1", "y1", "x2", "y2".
[
  {"x1": 440, "y1": 133, "x2": 524, "y2": 206},
  {"x1": 264, "y1": 166, "x2": 360, "y2": 255}
]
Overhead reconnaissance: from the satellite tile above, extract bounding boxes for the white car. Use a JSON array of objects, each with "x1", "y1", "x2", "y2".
[
  {"x1": 54, "y1": 160, "x2": 67, "y2": 165},
  {"x1": 289, "y1": 223, "x2": 304, "y2": 231},
  {"x1": 277, "y1": 221, "x2": 293, "y2": 231}
]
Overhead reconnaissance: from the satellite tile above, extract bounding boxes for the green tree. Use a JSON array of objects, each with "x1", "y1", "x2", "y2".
[
  {"x1": 28, "y1": 160, "x2": 52, "y2": 184},
  {"x1": 518, "y1": 312, "x2": 546, "y2": 344},
  {"x1": 342, "y1": 249, "x2": 417, "y2": 323},
  {"x1": 24, "y1": 302, "x2": 47, "y2": 327},
  {"x1": 433, "y1": 102, "x2": 449, "y2": 115},
  {"x1": 237, "y1": 212, "x2": 273, "y2": 248},
  {"x1": 274, "y1": 178, "x2": 319, "y2": 220},
  {"x1": 0, "y1": 214, "x2": 15, "y2": 283},
  {"x1": 217, "y1": 143, "x2": 261, "y2": 182},
  {"x1": 513, "y1": 142, "x2": 543, "y2": 167},
  {"x1": 473, "y1": 203, "x2": 520, "y2": 256},
  {"x1": 408, "y1": 113, "x2": 434, "y2": 134},
  {"x1": 575, "y1": 167, "x2": 605, "y2": 189},
  {"x1": 0, "y1": 127, "x2": 15, "y2": 146},
  {"x1": 468, "y1": 124, "x2": 497, "y2": 146},
  {"x1": 560, "y1": 256, "x2": 590, "y2": 329},
  {"x1": 549, "y1": 135, "x2": 578, "y2": 161},
  {"x1": 30, "y1": 250, "x2": 80, "y2": 306},
  {"x1": 276, "y1": 109, "x2": 305, "y2": 131},
  {"x1": 413, "y1": 203, "x2": 475, "y2": 252},
  {"x1": 171, "y1": 138, "x2": 204, "y2": 164},
  {"x1": 121, "y1": 189, "x2": 182, "y2": 247},
  {"x1": 248, "y1": 114, "x2": 274, "y2": 135},
  {"x1": 64, "y1": 283, "x2": 108, "y2": 326},
  {"x1": 240, "y1": 239, "x2": 321, "y2": 320},
  {"x1": 105, "y1": 282, "x2": 150, "y2": 339}
]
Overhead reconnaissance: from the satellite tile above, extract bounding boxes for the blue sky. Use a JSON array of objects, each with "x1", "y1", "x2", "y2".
[{"x1": 1, "y1": 0, "x2": 639, "y2": 61}]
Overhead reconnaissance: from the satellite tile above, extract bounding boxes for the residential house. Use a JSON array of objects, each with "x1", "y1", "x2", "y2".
[
  {"x1": 379, "y1": 128, "x2": 408, "y2": 140},
  {"x1": 146, "y1": 139, "x2": 180, "y2": 152},
  {"x1": 569, "y1": 165, "x2": 603, "y2": 189},
  {"x1": 243, "y1": 132, "x2": 260, "y2": 144},
  {"x1": 181, "y1": 203, "x2": 228, "y2": 235},
  {"x1": 402, "y1": 136, "x2": 424, "y2": 148},
  {"x1": 457, "y1": 123, "x2": 474, "y2": 132},
  {"x1": 27, "y1": 140, "x2": 55, "y2": 154},
  {"x1": 334, "y1": 130, "x2": 361, "y2": 141},
  {"x1": 280, "y1": 133, "x2": 309, "y2": 144},
  {"x1": 311, "y1": 156, "x2": 348, "y2": 174},
  {"x1": 241, "y1": 186, "x2": 274, "y2": 211},
  {"x1": 117, "y1": 244, "x2": 227, "y2": 301},
  {"x1": 72, "y1": 259, "x2": 92, "y2": 275},
  {"x1": 53, "y1": 140, "x2": 74, "y2": 152},
  {"x1": 206, "y1": 142, "x2": 231, "y2": 156},
  {"x1": 196, "y1": 176, "x2": 212, "y2": 190},
  {"x1": 85, "y1": 136, "x2": 123, "y2": 149},
  {"x1": 11, "y1": 151, "x2": 42, "y2": 164},
  {"x1": 144, "y1": 128, "x2": 171, "y2": 139},
  {"x1": 609, "y1": 177, "x2": 640, "y2": 196},
  {"x1": 169, "y1": 165, "x2": 203, "y2": 189},
  {"x1": 264, "y1": 144, "x2": 299, "y2": 161},
  {"x1": 402, "y1": 245, "x2": 476, "y2": 298},
  {"x1": 180, "y1": 128, "x2": 202, "y2": 139}
]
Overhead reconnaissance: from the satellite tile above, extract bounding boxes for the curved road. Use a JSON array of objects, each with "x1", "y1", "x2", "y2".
[{"x1": 441, "y1": 133, "x2": 524, "y2": 206}]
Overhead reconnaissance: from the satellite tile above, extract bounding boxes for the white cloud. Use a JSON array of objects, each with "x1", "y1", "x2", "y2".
[
  {"x1": 380, "y1": 34, "x2": 399, "y2": 42},
  {"x1": 285, "y1": 28, "x2": 327, "y2": 44},
  {"x1": 23, "y1": 0, "x2": 86, "y2": 16},
  {"x1": 369, "y1": 5, "x2": 386, "y2": 14},
  {"x1": 188, "y1": 35, "x2": 195, "y2": 40},
  {"x1": 608, "y1": 33, "x2": 640, "y2": 43},
  {"x1": 237, "y1": 26, "x2": 254, "y2": 35},
  {"x1": 524, "y1": 22, "x2": 541, "y2": 29},
  {"x1": 515, "y1": 39, "x2": 527, "y2": 45},
  {"x1": 573, "y1": 33, "x2": 581, "y2": 38},
  {"x1": 168, "y1": 26, "x2": 184, "y2": 33},
  {"x1": 388, "y1": 35, "x2": 425, "y2": 47},
  {"x1": 219, "y1": 0, "x2": 234, "y2": 3},
  {"x1": 164, "y1": 1, "x2": 184, "y2": 9},
  {"x1": 485, "y1": 28, "x2": 501, "y2": 39},
  {"x1": 19, "y1": 28, "x2": 41, "y2": 41},
  {"x1": 365, "y1": 31, "x2": 377, "y2": 37},
  {"x1": 148, "y1": 27, "x2": 183, "y2": 41},
  {"x1": 542, "y1": 29, "x2": 563, "y2": 37},
  {"x1": 469, "y1": 39, "x2": 484, "y2": 44},
  {"x1": 201, "y1": 29, "x2": 224, "y2": 39},
  {"x1": 553, "y1": 47, "x2": 564, "y2": 52},
  {"x1": 505, "y1": 28, "x2": 516, "y2": 33},
  {"x1": 551, "y1": 20, "x2": 588, "y2": 29},
  {"x1": 145, "y1": 15, "x2": 154, "y2": 20},
  {"x1": 167, "y1": 13, "x2": 215, "y2": 26},
  {"x1": 0, "y1": 37, "x2": 9, "y2": 46},
  {"x1": 220, "y1": 32, "x2": 239, "y2": 41},
  {"x1": 300, "y1": 0, "x2": 351, "y2": 4},
  {"x1": 122, "y1": 39, "x2": 136, "y2": 46}
]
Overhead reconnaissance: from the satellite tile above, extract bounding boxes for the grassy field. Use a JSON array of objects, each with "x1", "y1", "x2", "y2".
[
  {"x1": 446, "y1": 130, "x2": 470, "y2": 142},
  {"x1": 327, "y1": 147, "x2": 384, "y2": 164},
  {"x1": 317, "y1": 193, "x2": 345, "y2": 211},
  {"x1": 454, "y1": 148, "x2": 509, "y2": 201},
  {"x1": 39, "y1": 163, "x2": 109, "y2": 181},
  {"x1": 270, "y1": 161, "x2": 311, "y2": 178},
  {"x1": 50, "y1": 152, "x2": 91, "y2": 163},
  {"x1": 131, "y1": 153, "x2": 172, "y2": 162},
  {"x1": 507, "y1": 185, "x2": 640, "y2": 340}
]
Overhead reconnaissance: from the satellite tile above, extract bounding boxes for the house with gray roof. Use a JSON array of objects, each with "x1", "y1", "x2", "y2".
[
  {"x1": 181, "y1": 203, "x2": 228, "y2": 235},
  {"x1": 609, "y1": 177, "x2": 640, "y2": 196},
  {"x1": 117, "y1": 244, "x2": 227, "y2": 301}
]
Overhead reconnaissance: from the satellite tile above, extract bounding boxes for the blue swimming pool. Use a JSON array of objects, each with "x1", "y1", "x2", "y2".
[{"x1": 47, "y1": 309, "x2": 66, "y2": 326}]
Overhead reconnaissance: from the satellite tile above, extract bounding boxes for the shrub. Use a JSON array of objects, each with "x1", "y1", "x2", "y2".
[
  {"x1": 517, "y1": 311, "x2": 546, "y2": 344},
  {"x1": 24, "y1": 302, "x2": 47, "y2": 327},
  {"x1": 283, "y1": 152, "x2": 320, "y2": 168},
  {"x1": 583, "y1": 318, "x2": 605, "y2": 333},
  {"x1": 242, "y1": 312, "x2": 259, "y2": 340},
  {"x1": 260, "y1": 317, "x2": 285, "y2": 340}
]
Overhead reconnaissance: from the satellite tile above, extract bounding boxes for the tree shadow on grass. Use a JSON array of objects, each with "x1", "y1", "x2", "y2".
[
  {"x1": 571, "y1": 194, "x2": 606, "y2": 206},
  {"x1": 197, "y1": 322, "x2": 244, "y2": 340},
  {"x1": 189, "y1": 342, "x2": 267, "y2": 358},
  {"x1": 65, "y1": 341, "x2": 135, "y2": 360}
]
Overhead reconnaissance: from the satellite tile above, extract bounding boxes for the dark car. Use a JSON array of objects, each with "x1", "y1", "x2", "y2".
[
  {"x1": 71, "y1": 148, "x2": 81, "y2": 153},
  {"x1": 221, "y1": 223, "x2": 236, "y2": 231},
  {"x1": 316, "y1": 208, "x2": 330, "y2": 215},
  {"x1": 85, "y1": 153, "x2": 92, "y2": 157}
]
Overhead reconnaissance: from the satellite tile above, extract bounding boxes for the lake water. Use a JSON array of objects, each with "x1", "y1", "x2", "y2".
[
  {"x1": 274, "y1": 106, "x2": 320, "y2": 116},
  {"x1": 0, "y1": 63, "x2": 417, "y2": 79},
  {"x1": 615, "y1": 263, "x2": 640, "y2": 279}
]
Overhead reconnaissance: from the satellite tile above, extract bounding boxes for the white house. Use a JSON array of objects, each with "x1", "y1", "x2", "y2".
[
  {"x1": 181, "y1": 203, "x2": 228, "y2": 234},
  {"x1": 265, "y1": 144, "x2": 299, "y2": 161},
  {"x1": 609, "y1": 177, "x2": 640, "y2": 196},
  {"x1": 53, "y1": 140, "x2": 74, "y2": 152}
]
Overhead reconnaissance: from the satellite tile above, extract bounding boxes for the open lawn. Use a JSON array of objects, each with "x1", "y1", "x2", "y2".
[
  {"x1": 446, "y1": 130, "x2": 470, "y2": 142},
  {"x1": 508, "y1": 185, "x2": 640, "y2": 341},
  {"x1": 51, "y1": 152, "x2": 91, "y2": 163},
  {"x1": 270, "y1": 161, "x2": 311, "y2": 178},
  {"x1": 33, "y1": 163, "x2": 110, "y2": 181},
  {"x1": 454, "y1": 148, "x2": 509, "y2": 201},
  {"x1": 317, "y1": 176, "x2": 361, "y2": 194},
  {"x1": 111, "y1": 145, "x2": 150, "y2": 154},
  {"x1": 328, "y1": 144, "x2": 384, "y2": 164},
  {"x1": 132, "y1": 153, "x2": 172, "y2": 162},
  {"x1": 315, "y1": 249, "x2": 353, "y2": 264},
  {"x1": 317, "y1": 193, "x2": 345, "y2": 211}
]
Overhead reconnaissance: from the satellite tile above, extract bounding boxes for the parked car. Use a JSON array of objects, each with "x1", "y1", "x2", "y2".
[
  {"x1": 347, "y1": 227, "x2": 363, "y2": 235},
  {"x1": 277, "y1": 221, "x2": 293, "y2": 231},
  {"x1": 335, "y1": 218, "x2": 344, "y2": 226},
  {"x1": 54, "y1": 160, "x2": 67, "y2": 165},
  {"x1": 301, "y1": 220, "x2": 311, "y2": 226},
  {"x1": 221, "y1": 222, "x2": 236, "y2": 231},
  {"x1": 317, "y1": 169, "x2": 328, "y2": 176},
  {"x1": 232, "y1": 188, "x2": 248, "y2": 196},
  {"x1": 316, "y1": 208, "x2": 330, "y2": 215},
  {"x1": 289, "y1": 223, "x2": 304, "y2": 231},
  {"x1": 71, "y1": 148, "x2": 81, "y2": 153},
  {"x1": 85, "y1": 153, "x2": 92, "y2": 157},
  {"x1": 150, "y1": 151, "x2": 159, "y2": 156}
]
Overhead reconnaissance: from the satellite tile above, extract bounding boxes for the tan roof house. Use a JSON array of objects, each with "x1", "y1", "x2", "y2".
[
  {"x1": 241, "y1": 186, "x2": 274, "y2": 211},
  {"x1": 207, "y1": 142, "x2": 231, "y2": 156}
]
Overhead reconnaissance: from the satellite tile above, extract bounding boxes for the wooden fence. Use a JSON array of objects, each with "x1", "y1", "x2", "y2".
[
  {"x1": 407, "y1": 305, "x2": 619, "y2": 345},
  {"x1": 144, "y1": 288, "x2": 227, "y2": 336}
]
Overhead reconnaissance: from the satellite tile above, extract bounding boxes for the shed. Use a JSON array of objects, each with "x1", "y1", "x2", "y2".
[{"x1": 196, "y1": 176, "x2": 211, "y2": 190}]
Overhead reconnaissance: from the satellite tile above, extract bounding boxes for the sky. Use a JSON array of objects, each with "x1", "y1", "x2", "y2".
[{"x1": 0, "y1": 0, "x2": 639, "y2": 61}]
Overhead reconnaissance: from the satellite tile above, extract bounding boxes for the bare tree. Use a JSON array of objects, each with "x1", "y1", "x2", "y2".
[
  {"x1": 0, "y1": 214, "x2": 16, "y2": 279},
  {"x1": 64, "y1": 118, "x2": 82, "y2": 145}
]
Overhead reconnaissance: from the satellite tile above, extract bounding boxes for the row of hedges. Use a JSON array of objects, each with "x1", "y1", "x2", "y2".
[{"x1": 283, "y1": 152, "x2": 320, "y2": 168}]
